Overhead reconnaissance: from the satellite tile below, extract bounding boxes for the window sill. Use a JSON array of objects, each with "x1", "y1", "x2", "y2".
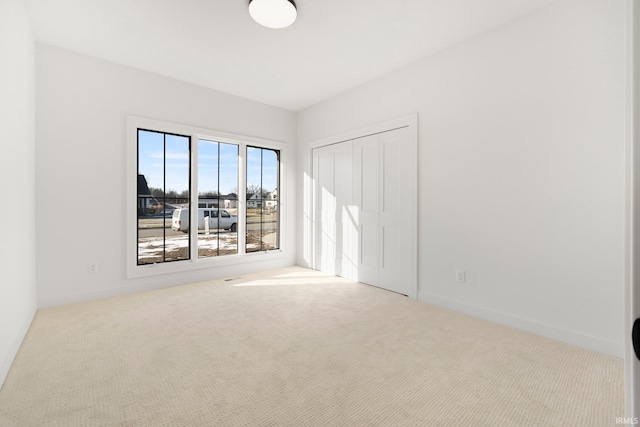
[{"x1": 127, "y1": 249, "x2": 286, "y2": 279}]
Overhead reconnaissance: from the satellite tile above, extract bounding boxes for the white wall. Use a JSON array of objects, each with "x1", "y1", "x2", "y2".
[
  {"x1": 35, "y1": 45, "x2": 297, "y2": 307},
  {"x1": 0, "y1": 0, "x2": 37, "y2": 386},
  {"x1": 297, "y1": 0, "x2": 626, "y2": 357},
  {"x1": 625, "y1": 0, "x2": 640, "y2": 416}
]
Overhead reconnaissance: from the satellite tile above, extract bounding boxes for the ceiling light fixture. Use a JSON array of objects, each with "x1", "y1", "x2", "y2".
[{"x1": 249, "y1": 0, "x2": 297, "y2": 29}]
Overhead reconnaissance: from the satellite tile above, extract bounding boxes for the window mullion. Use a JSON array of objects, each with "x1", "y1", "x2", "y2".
[
  {"x1": 189, "y1": 134, "x2": 198, "y2": 261},
  {"x1": 217, "y1": 141, "x2": 221, "y2": 258},
  {"x1": 163, "y1": 133, "x2": 167, "y2": 263},
  {"x1": 260, "y1": 148, "x2": 264, "y2": 252},
  {"x1": 238, "y1": 143, "x2": 247, "y2": 255},
  {"x1": 276, "y1": 151, "x2": 281, "y2": 250}
]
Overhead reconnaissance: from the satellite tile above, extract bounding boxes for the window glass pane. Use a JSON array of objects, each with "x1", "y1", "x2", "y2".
[
  {"x1": 262, "y1": 149, "x2": 279, "y2": 251},
  {"x1": 219, "y1": 142, "x2": 239, "y2": 196},
  {"x1": 137, "y1": 130, "x2": 190, "y2": 265},
  {"x1": 197, "y1": 139, "x2": 239, "y2": 258},
  {"x1": 198, "y1": 139, "x2": 219, "y2": 202},
  {"x1": 246, "y1": 146, "x2": 279, "y2": 253},
  {"x1": 164, "y1": 134, "x2": 190, "y2": 262},
  {"x1": 137, "y1": 130, "x2": 164, "y2": 265}
]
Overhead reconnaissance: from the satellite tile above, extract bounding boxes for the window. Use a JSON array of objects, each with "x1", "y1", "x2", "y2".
[
  {"x1": 246, "y1": 146, "x2": 280, "y2": 253},
  {"x1": 198, "y1": 139, "x2": 239, "y2": 259},
  {"x1": 129, "y1": 117, "x2": 285, "y2": 277},
  {"x1": 137, "y1": 129, "x2": 190, "y2": 265}
]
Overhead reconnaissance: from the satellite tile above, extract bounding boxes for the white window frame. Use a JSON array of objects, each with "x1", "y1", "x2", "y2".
[{"x1": 127, "y1": 116, "x2": 286, "y2": 278}]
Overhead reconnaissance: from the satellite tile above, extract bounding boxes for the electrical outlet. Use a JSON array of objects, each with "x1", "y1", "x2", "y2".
[
  {"x1": 89, "y1": 263, "x2": 98, "y2": 274},
  {"x1": 456, "y1": 270, "x2": 466, "y2": 283}
]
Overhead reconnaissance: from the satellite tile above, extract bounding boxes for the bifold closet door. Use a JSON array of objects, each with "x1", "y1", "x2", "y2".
[
  {"x1": 312, "y1": 141, "x2": 354, "y2": 278},
  {"x1": 352, "y1": 134, "x2": 380, "y2": 287},
  {"x1": 313, "y1": 126, "x2": 415, "y2": 296},
  {"x1": 353, "y1": 127, "x2": 412, "y2": 295},
  {"x1": 378, "y1": 127, "x2": 412, "y2": 296}
]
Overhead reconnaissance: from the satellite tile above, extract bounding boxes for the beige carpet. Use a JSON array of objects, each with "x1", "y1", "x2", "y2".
[{"x1": 0, "y1": 267, "x2": 623, "y2": 426}]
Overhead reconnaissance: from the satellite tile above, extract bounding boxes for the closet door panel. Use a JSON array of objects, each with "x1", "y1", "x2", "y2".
[
  {"x1": 312, "y1": 141, "x2": 353, "y2": 277},
  {"x1": 353, "y1": 134, "x2": 380, "y2": 286},
  {"x1": 379, "y1": 127, "x2": 412, "y2": 295},
  {"x1": 333, "y1": 141, "x2": 353, "y2": 278},
  {"x1": 314, "y1": 145, "x2": 336, "y2": 274}
]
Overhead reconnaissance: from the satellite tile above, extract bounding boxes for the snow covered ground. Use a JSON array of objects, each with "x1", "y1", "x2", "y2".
[{"x1": 138, "y1": 233, "x2": 261, "y2": 262}]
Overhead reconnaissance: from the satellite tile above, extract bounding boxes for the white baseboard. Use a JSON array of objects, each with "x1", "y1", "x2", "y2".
[
  {"x1": 418, "y1": 292, "x2": 623, "y2": 358},
  {"x1": 38, "y1": 284, "x2": 159, "y2": 308},
  {"x1": 1, "y1": 305, "x2": 37, "y2": 388},
  {"x1": 38, "y1": 261, "x2": 300, "y2": 308}
]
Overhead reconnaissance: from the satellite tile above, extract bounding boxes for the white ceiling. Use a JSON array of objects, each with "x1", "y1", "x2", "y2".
[{"x1": 25, "y1": 0, "x2": 558, "y2": 111}]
